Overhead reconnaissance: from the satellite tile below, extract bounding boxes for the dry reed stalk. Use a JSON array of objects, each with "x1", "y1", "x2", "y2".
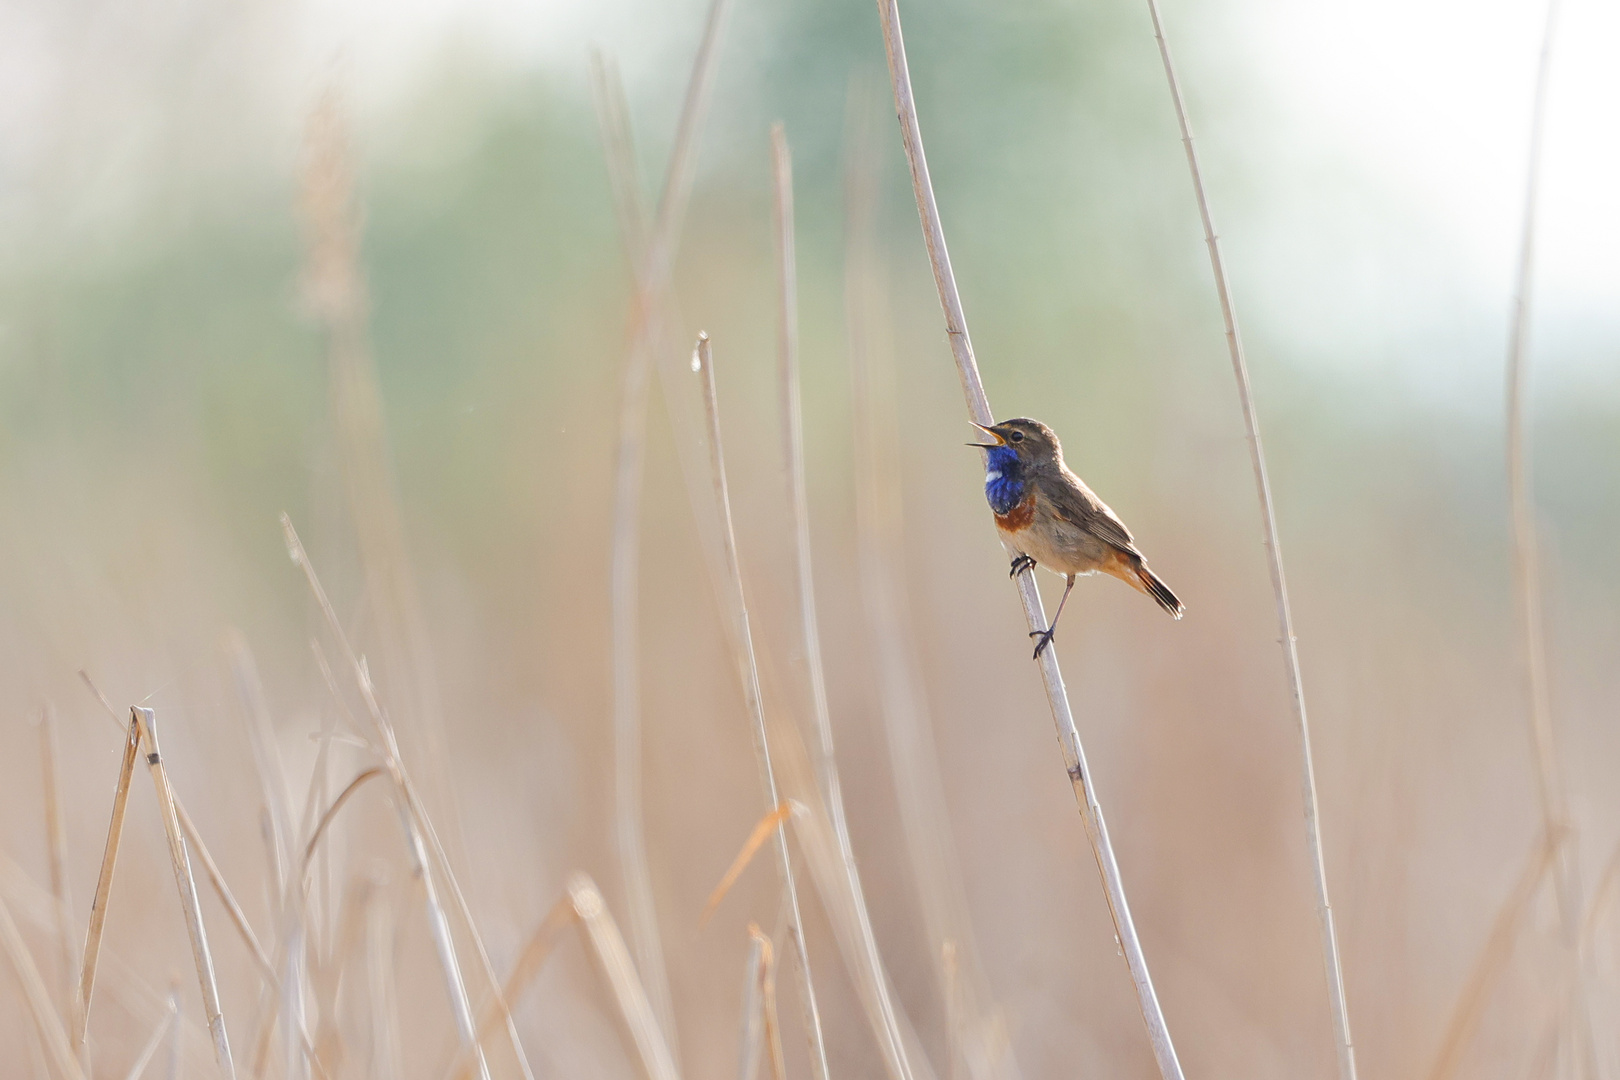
[
  {"x1": 1500, "y1": 2, "x2": 1594, "y2": 1072},
  {"x1": 77, "y1": 708, "x2": 140, "y2": 1050},
  {"x1": 1, "y1": 892, "x2": 88, "y2": 1080},
  {"x1": 227, "y1": 635, "x2": 297, "y2": 903},
  {"x1": 696, "y1": 333, "x2": 832, "y2": 1080},
  {"x1": 310, "y1": 876, "x2": 371, "y2": 1076},
  {"x1": 444, "y1": 893, "x2": 574, "y2": 1080},
  {"x1": 737, "y1": 927, "x2": 767, "y2": 1080},
  {"x1": 568, "y1": 874, "x2": 682, "y2": 1080},
  {"x1": 704, "y1": 803, "x2": 794, "y2": 922},
  {"x1": 35, "y1": 705, "x2": 79, "y2": 1040},
  {"x1": 842, "y1": 74, "x2": 1017, "y2": 1080},
  {"x1": 299, "y1": 86, "x2": 454, "y2": 839},
  {"x1": 591, "y1": 0, "x2": 734, "y2": 1046},
  {"x1": 303, "y1": 769, "x2": 386, "y2": 867},
  {"x1": 280, "y1": 517, "x2": 510, "y2": 1080},
  {"x1": 170, "y1": 799, "x2": 275, "y2": 983},
  {"x1": 133, "y1": 707, "x2": 237, "y2": 1080},
  {"x1": 874, "y1": 3, "x2": 1183, "y2": 1075},
  {"x1": 1425, "y1": 835, "x2": 1555, "y2": 1080},
  {"x1": 771, "y1": 119, "x2": 917, "y2": 1080},
  {"x1": 3, "y1": 855, "x2": 219, "y2": 1077},
  {"x1": 737, "y1": 924, "x2": 787, "y2": 1080},
  {"x1": 1136, "y1": 3, "x2": 1357, "y2": 1075},
  {"x1": 122, "y1": 1004, "x2": 177, "y2": 1080}
]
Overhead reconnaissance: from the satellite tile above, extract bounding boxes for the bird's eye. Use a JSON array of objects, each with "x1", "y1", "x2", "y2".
[{"x1": 1008, "y1": 431, "x2": 1024, "y2": 443}]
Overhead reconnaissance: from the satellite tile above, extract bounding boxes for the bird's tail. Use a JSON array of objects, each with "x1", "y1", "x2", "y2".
[{"x1": 1137, "y1": 564, "x2": 1185, "y2": 619}]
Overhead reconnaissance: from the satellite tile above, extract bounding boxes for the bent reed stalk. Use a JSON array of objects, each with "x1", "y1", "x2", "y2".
[
  {"x1": 772, "y1": 122, "x2": 915, "y2": 1080},
  {"x1": 1137, "y1": 1, "x2": 1356, "y2": 1076},
  {"x1": 874, "y1": 2, "x2": 1183, "y2": 1076},
  {"x1": 1500, "y1": 0, "x2": 1595, "y2": 1071}
]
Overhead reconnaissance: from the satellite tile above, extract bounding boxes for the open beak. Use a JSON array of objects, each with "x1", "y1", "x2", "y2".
[{"x1": 966, "y1": 422, "x2": 1005, "y2": 448}]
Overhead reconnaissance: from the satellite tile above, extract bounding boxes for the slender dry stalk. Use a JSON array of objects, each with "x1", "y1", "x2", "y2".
[
  {"x1": 166, "y1": 983, "x2": 183, "y2": 1080},
  {"x1": 77, "y1": 709, "x2": 140, "y2": 1050},
  {"x1": 122, "y1": 1005, "x2": 177, "y2": 1080},
  {"x1": 1136, "y1": 3, "x2": 1358, "y2": 1075},
  {"x1": 1500, "y1": 2, "x2": 1594, "y2": 1073},
  {"x1": 568, "y1": 874, "x2": 682, "y2": 1080},
  {"x1": 133, "y1": 707, "x2": 237, "y2": 1080},
  {"x1": 280, "y1": 516, "x2": 514, "y2": 1080},
  {"x1": 771, "y1": 119, "x2": 917, "y2": 1080},
  {"x1": 299, "y1": 85, "x2": 454, "y2": 838},
  {"x1": 696, "y1": 333, "x2": 832, "y2": 1080},
  {"x1": 874, "y1": 3, "x2": 1183, "y2": 1075},
  {"x1": 36, "y1": 705, "x2": 79, "y2": 1038},
  {"x1": 737, "y1": 924, "x2": 787, "y2": 1080},
  {"x1": 704, "y1": 803, "x2": 794, "y2": 923},
  {"x1": 227, "y1": 635, "x2": 297, "y2": 903},
  {"x1": 172, "y1": 799, "x2": 276, "y2": 983},
  {"x1": 1, "y1": 892, "x2": 89, "y2": 1080},
  {"x1": 1426, "y1": 836, "x2": 1556, "y2": 1080},
  {"x1": 843, "y1": 74, "x2": 1017, "y2": 1080},
  {"x1": 303, "y1": 769, "x2": 386, "y2": 867},
  {"x1": 591, "y1": 1, "x2": 734, "y2": 1045}
]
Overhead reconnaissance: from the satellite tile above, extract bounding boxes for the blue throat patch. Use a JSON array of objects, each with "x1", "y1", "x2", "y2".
[{"x1": 983, "y1": 445, "x2": 1025, "y2": 515}]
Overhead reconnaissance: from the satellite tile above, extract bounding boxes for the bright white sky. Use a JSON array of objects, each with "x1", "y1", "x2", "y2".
[
  {"x1": 1, "y1": 0, "x2": 1612, "y2": 403},
  {"x1": 294, "y1": 0, "x2": 1617, "y2": 402}
]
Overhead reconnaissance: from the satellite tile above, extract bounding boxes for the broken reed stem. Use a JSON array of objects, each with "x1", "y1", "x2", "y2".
[
  {"x1": 593, "y1": 0, "x2": 734, "y2": 1046},
  {"x1": 695, "y1": 334, "x2": 832, "y2": 1080},
  {"x1": 738, "y1": 924, "x2": 787, "y2": 1080},
  {"x1": 133, "y1": 708, "x2": 237, "y2": 1080},
  {"x1": 1139, "y1": 2, "x2": 1356, "y2": 1075},
  {"x1": 874, "y1": 3, "x2": 1183, "y2": 1075},
  {"x1": 77, "y1": 709, "x2": 140, "y2": 1050},
  {"x1": 568, "y1": 874, "x2": 682, "y2": 1080},
  {"x1": 2, "y1": 892, "x2": 89, "y2": 1080},
  {"x1": 1502, "y1": 9, "x2": 1594, "y2": 1074},
  {"x1": 36, "y1": 705, "x2": 79, "y2": 1043},
  {"x1": 773, "y1": 121, "x2": 915, "y2": 1080}
]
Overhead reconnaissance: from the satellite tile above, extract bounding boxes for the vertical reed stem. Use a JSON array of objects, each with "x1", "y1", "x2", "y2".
[
  {"x1": 77, "y1": 710, "x2": 140, "y2": 1051},
  {"x1": 695, "y1": 334, "x2": 831, "y2": 1080},
  {"x1": 874, "y1": 3, "x2": 1182, "y2": 1075},
  {"x1": 134, "y1": 707, "x2": 237, "y2": 1080},
  {"x1": 596, "y1": 0, "x2": 734, "y2": 1048},
  {"x1": 37, "y1": 705, "x2": 79, "y2": 1042},
  {"x1": 772, "y1": 123, "x2": 914, "y2": 1080},
  {"x1": 1501, "y1": 2, "x2": 1594, "y2": 1073},
  {"x1": 1136, "y1": 2, "x2": 1356, "y2": 1076}
]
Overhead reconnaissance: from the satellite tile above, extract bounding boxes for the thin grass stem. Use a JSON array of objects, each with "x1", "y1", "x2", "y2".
[
  {"x1": 773, "y1": 120, "x2": 915, "y2": 1080},
  {"x1": 695, "y1": 334, "x2": 831, "y2": 1080},
  {"x1": 1501, "y1": 4, "x2": 1596, "y2": 1070},
  {"x1": 77, "y1": 709, "x2": 140, "y2": 1051},
  {"x1": 121, "y1": 1004, "x2": 177, "y2": 1080},
  {"x1": 874, "y1": 3, "x2": 1183, "y2": 1075},
  {"x1": 1, "y1": 892, "x2": 88, "y2": 1080},
  {"x1": 592, "y1": 3, "x2": 735, "y2": 1047},
  {"x1": 35, "y1": 705, "x2": 79, "y2": 1049},
  {"x1": 1138, "y1": 4, "x2": 1357, "y2": 1075},
  {"x1": 132, "y1": 707, "x2": 237, "y2": 1080}
]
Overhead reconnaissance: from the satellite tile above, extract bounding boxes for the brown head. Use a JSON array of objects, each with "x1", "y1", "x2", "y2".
[{"x1": 968, "y1": 417, "x2": 1064, "y2": 471}]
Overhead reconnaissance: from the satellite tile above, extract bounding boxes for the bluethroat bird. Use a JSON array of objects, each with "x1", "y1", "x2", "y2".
[{"x1": 970, "y1": 417, "x2": 1183, "y2": 657}]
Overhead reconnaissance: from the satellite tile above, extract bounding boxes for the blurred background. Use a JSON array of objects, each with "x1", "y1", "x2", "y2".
[{"x1": 1, "y1": 0, "x2": 1617, "y2": 1077}]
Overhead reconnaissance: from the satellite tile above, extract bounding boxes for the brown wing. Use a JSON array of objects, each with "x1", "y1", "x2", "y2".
[{"x1": 1045, "y1": 466, "x2": 1141, "y2": 556}]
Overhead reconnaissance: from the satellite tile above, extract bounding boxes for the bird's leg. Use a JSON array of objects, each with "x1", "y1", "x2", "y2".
[
  {"x1": 1030, "y1": 574, "x2": 1076, "y2": 659},
  {"x1": 1008, "y1": 553, "x2": 1036, "y2": 579}
]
